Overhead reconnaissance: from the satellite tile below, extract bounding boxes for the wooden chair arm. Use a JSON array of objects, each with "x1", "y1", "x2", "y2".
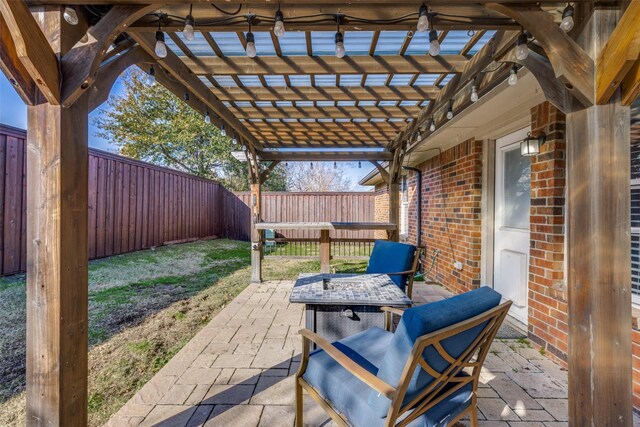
[
  {"x1": 298, "y1": 329, "x2": 397, "y2": 400},
  {"x1": 385, "y1": 270, "x2": 415, "y2": 276},
  {"x1": 381, "y1": 306, "x2": 407, "y2": 331}
]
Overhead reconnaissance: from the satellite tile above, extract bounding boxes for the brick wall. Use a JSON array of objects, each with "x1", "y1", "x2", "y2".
[
  {"x1": 527, "y1": 102, "x2": 569, "y2": 364},
  {"x1": 405, "y1": 138, "x2": 484, "y2": 295},
  {"x1": 374, "y1": 183, "x2": 389, "y2": 239}
]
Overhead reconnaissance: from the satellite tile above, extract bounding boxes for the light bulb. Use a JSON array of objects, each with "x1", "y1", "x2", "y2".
[
  {"x1": 204, "y1": 111, "x2": 211, "y2": 123},
  {"x1": 333, "y1": 162, "x2": 337, "y2": 169},
  {"x1": 232, "y1": 134, "x2": 238, "y2": 144},
  {"x1": 220, "y1": 124, "x2": 226, "y2": 136},
  {"x1": 359, "y1": 161, "x2": 362, "y2": 169},
  {"x1": 429, "y1": 121, "x2": 436, "y2": 132},
  {"x1": 63, "y1": 6, "x2": 79, "y2": 25},
  {"x1": 147, "y1": 66, "x2": 156, "y2": 86},
  {"x1": 508, "y1": 66, "x2": 518, "y2": 86},
  {"x1": 416, "y1": 132, "x2": 421, "y2": 142},
  {"x1": 428, "y1": 30, "x2": 440, "y2": 56},
  {"x1": 335, "y1": 31, "x2": 345, "y2": 58},
  {"x1": 184, "y1": 91, "x2": 190, "y2": 101},
  {"x1": 274, "y1": 10, "x2": 285, "y2": 37},
  {"x1": 417, "y1": 5, "x2": 429, "y2": 32},
  {"x1": 515, "y1": 33, "x2": 529, "y2": 61},
  {"x1": 311, "y1": 162, "x2": 314, "y2": 169},
  {"x1": 183, "y1": 15, "x2": 195, "y2": 41},
  {"x1": 470, "y1": 85, "x2": 478, "y2": 103},
  {"x1": 560, "y1": 4, "x2": 574, "y2": 32},
  {"x1": 155, "y1": 31, "x2": 168, "y2": 58},
  {"x1": 446, "y1": 107, "x2": 453, "y2": 120},
  {"x1": 246, "y1": 32, "x2": 257, "y2": 57}
]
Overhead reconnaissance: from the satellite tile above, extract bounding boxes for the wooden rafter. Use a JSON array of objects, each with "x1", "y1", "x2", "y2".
[
  {"x1": 229, "y1": 105, "x2": 421, "y2": 119},
  {"x1": 60, "y1": 4, "x2": 157, "y2": 106},
  {"x1": 0, "y1": 0, "x2": 60, "y2": 104},
  {"x1": 257, "y1": 151, "x2": 393, "y2": 161},
  {"x1": 0, "y1": 11, "x2": 36, "y2": 105},
  {"x1": 487, "y1": 3, "x2": 594, "y2": 106},
  {"x1": 179, "y1": 54, "x2": 468, "y2": 76},
  {"x1": 595, "y1": 1, "x2": 640, "y2": 105},
  {"x1": 128, "y1": 31, "x2": 263, "y2": 151}
]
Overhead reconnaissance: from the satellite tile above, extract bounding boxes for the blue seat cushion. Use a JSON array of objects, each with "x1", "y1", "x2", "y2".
[
  {"x1": 369, "y1": 287, "x2": 502, "y2": 417},
  {"x1": 366, "y1": 240, "x2": 416, "y2": 290},
  {"x1": 302, "y1": 327, "x2": 473, "y2": 427}
]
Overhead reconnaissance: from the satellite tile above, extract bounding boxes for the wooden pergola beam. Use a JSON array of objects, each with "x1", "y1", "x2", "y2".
[
  {"x1": 258, "y1": 151, "x2": 393, "y2": 161},
  {"x1": 179, "y1": 55, "x2": 468, "y2": 76},
  {"x1": 0, "y1": 11, "x2": 36, "y2": 105},
  {"x1": 487, "y1": 3, "x2": 594, "y2": 106},
  {"x1": 621, "y1": 58, "x2": 640, "y2": 106},
  {"x1": 60, "y1": 4, "x2": 157, "y2": 106},
  {"x1": 128, "y1": 31, "x2": 263, "y2": 151},
  {"x1": 0, "y1": 0, "x2": 60, "y2": 104},
  {"x1": 209, "y1": 85, "x2": 439, "y2": 102},
  {"x1": 230, "y1": 105, "x2": 420, "y2": 120},
  {"x1": 595, "y1": 1, "x2": 640, "y2": 105}
]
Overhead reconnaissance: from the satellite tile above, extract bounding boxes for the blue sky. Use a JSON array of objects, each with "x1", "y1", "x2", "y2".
[{"x1": 0, "y1": 73, "x2": 372, "y2": 190}]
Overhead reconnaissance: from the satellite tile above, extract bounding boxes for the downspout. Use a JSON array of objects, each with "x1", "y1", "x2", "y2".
[{"x1": 402, "y1": 166, "x2": 421, "y2": 247}]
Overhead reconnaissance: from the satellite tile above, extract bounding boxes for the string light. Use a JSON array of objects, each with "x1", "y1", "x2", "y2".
[
  {"x1": 63, "y1": 6, "x2": 79, "y2": 25},
  {"x1": 183, "y1": 4, "x2": 195, "y2": 41},
  {"x1": 274, "y1": 8, "x2": 286, "y2": 37},
  {"x1": 470, "y1": 84, "x2": 478, "y2": 102},
  {"x1": 416, "y1": 131, "x2": 421, "y2": 142},
  {"x1": 184, "y1": 91, "x2": 190, "y2": 101},
  {"x1": 220, "y1": 124, "x2": 226, "y2": 136},
  {"x1": 232, "y1": 134, "x2": 238, "y2": 144},
  {"x1": 417, "y1": 4, "x2": 429, "y2": 32},
  {"x1": 515, "y1": 32, "x2": 529, "y2": 61},
  {"x1": 508, "y1": 65, "x2": 518, "y2": 86},
  {"x1": 155, "y1": 19, "x2": 168, "y2": 58},
  {"x1": 429, "y1": 119, "x2": 436, "y2": 132},
  {"x1": 560, "y1": 3, "x2": 574, "y2": 32},
  {"x1": 428, "y1": 29, "x2": 440, "y2": 56},
  {"x1": 245, "y1": 20, "x2": 257, "y2": 58},
  {"x1": 311, "y1": 162, "x2": 314, "y2": 169},
  {"x1": 204, "y1": 111, "x2": 211, "y2": 123},
  {"x1": 147, "y1": 65, "x2": 156, "y2": 86},
  {"x1": 334, "y1": 162, "x2": 337, "y2": 169},
  {"x1": 358, "y1": 161, "x2": 362, "y2": 169},
  {"x1": 446, "y1": 101, "x2": 453, "y2": 120},
  {"x1": 335, "y1": 31, "x2": 345, "y2": 58}
]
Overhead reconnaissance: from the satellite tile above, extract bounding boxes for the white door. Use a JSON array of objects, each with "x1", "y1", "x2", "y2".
[{"x1": 494, "y1": 127, "x2": 531, "y2": 324}]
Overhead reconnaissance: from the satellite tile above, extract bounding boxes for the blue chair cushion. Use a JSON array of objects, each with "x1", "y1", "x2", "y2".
[
  {"x1": 302, "y1": 327, "x2": 473, "y2": 427},
  {"x1": 369, "y1": 286, "x2": 502, "y2": 417},
  {"x1": 366, "y1": 240, "x2": 416, "y2": 290}
]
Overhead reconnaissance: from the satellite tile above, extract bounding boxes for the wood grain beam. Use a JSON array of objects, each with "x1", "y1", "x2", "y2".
[
  {"x1": 231, "y1": 105, "x2": 419, "y2": 119},
  {"x1": 621, "y1": 58, "x2": 640, "y2": 106},
  {"x1": 209, "y1": 85, "x2": 439, "y2": 102},
  {"x1": 128, "y1": 31, "x2": 263, "y2": 150},
  {"x1": 88, "y1": 46, "x2": 151, "y2": 112},
  {"x1": 60, "y1": 4, "x2": 157, "y2": 106},
  {"x1": 179, "y1": 55, "x2": 468, "y2": 76},
  {"x1": 487, "y1": 3, "x2": 594, "y2": 106},
  {"x1": 595, "y1": 1, "x2": 640, "y2": 105},
  {"x1": 258, "y1": 151, "x2": 393, "y2": 161},
  {"x1": 0, "y1": 12, "x2": 36, "y2": 105},
  {"x1": 0, "y1": 0, "x2": 60, "y2": 104}
]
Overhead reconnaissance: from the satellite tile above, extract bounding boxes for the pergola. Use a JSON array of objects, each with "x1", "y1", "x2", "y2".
[{"x1": 0, "y1": 1, "x2": 639, "y2": 425}]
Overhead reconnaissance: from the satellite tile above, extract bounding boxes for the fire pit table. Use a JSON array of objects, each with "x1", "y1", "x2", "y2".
[{"x1": 290, "y1": 273, "x2": 412, "y2": 345}]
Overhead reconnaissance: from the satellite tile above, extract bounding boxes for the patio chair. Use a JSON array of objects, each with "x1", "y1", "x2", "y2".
[
  {"x1": 366, "y1": 240, "x2": 423, "y2": 298},
  {"x1": 295, "y1": 287, "x2": 511, "y2": 427}
]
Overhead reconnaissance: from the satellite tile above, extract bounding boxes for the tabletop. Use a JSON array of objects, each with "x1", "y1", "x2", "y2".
[{"x1": 289, "y1": 273, "x2": 412, "y2": 306}]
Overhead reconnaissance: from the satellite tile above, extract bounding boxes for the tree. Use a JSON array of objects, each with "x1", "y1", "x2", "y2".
[
  {"x1": 286, "y1": 162, "x2": 354, "y2": 192},
  {"x1": 94, "y1": 68, "x2": 285, "y2": 191}
]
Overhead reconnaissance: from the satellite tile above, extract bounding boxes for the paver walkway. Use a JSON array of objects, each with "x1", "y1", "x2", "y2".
[{"x1": 107, "y1": 281, "x2": 572, "y2": 427}]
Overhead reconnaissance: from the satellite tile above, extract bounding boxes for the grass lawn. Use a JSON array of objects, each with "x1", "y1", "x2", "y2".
[{"x1": 0, "y1": 239, "x2": 366, "y2": 426}]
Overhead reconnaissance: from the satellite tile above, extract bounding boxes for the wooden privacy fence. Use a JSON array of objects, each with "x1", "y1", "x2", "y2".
[
  {"x1": 234, "y1": 191, "x2": 377, "y2": 258},
  {"x1": 0, "y1": 124, "x2": 251, "y2": 276}
]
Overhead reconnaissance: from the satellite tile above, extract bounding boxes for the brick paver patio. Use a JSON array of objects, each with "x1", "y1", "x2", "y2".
[{"x1": 106, "y1": 281, "x2": 572, "y2": 427}]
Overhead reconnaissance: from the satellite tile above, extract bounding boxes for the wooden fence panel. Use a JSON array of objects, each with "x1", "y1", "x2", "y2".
[
  {"x1": 0, "y1": 124, "x2": 251, "y2": 276},
  {"x1": 233, "y1": 191, "x2": 376, "y2": 240}
]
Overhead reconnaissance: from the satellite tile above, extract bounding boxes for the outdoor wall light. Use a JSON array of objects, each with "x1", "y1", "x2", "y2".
[{"x1": 520, "y1": 132, "x2": 546, "y2": 156}]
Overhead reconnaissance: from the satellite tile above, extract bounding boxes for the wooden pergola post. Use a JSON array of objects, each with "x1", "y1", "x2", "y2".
[
  {"x1": 250, "y1": 179, "x2": 263, "y2": 283},
  {"x1": 387, "y1": 146, "x2": 405, "y2": 242},
  {"x1": 566, "y1": 7, "x2": 632, "y2": 426}
]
